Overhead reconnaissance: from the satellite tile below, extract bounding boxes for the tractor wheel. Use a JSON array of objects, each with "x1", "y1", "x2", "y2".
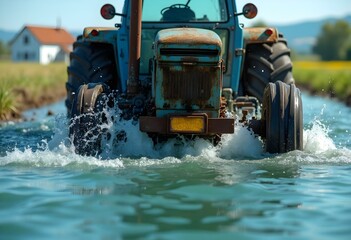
[
  {"x1": 262, "y1": 81, "x2": 303, "y2": 153},
  {"x1": 243, "y1": 37, "x2": 294, "y2": 102},
  {"x1": 69, "y1": 83, "x2": 109, "y2": 156},
  {"x1": 65, "y1": 41, "x2": 118, "y2": 118}
]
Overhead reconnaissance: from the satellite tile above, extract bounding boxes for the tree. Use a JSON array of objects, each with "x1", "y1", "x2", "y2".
[
  {"x1": 0, "y1": 40, "x2": 10, "y2": 59},
  {"x1": 250, "y1": 20, "x2": 268, "y2": 27},
  {"x1": 313, "y1": 20, "x2": 351, "y2": 61},
  {"x1": 347, "y1": 47, "x2": 351, "y2": 61},
  {"x1": 0, "y1": 41, "x2": 6, "y2": 55}
]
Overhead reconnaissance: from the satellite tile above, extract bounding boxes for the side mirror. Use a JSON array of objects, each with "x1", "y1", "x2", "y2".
[
  {"x1": 243, "y1": 3, "x2": 258, "y2": 19},
  {"x1": 101, "y1": 4, "x2": 116, "y2": 20}
]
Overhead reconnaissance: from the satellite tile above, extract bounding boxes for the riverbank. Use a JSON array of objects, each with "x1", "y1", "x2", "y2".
[
  {"x1": 0, "y1": 61, "x2": 67, "y2": 121},
  {"x1": 293, "y1": 61, "x2": 351, "y2": 106}
]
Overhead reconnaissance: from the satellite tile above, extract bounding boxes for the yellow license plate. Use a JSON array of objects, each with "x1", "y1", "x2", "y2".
[{"x1": 169, "y1": 116, "x2": 205, "y2": 133}]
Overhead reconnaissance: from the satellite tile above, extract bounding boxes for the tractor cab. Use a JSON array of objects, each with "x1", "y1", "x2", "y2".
[{"x1": 139, "y1": 0, "x2": 231, "y2": 86}]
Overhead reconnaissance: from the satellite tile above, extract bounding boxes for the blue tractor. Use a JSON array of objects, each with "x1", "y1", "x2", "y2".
[{"x1": 66, "y1": 0, "x2": 303, "y2": 155}]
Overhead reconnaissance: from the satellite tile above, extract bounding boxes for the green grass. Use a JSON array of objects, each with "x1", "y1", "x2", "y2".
[
  {"x1": 293, "y1": 61, "x2": 351, "y2": 102},
  {"x1": 0, "y1": 61, "x2": 67, "y2": 120},
  {"x1": 0, "y1": 84, "x2": 17, "y2": 119}
]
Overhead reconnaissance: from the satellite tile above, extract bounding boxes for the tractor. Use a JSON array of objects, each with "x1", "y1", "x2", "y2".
[{"x1": 65, "y1": 0, "x2": 303, "y2": 156}]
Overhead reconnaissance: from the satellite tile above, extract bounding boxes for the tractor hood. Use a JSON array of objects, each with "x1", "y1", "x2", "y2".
[
  {"x1": 155, "y1": 28, "x2": 222, "y2": 63},
  {"x1": 153, "y1": 28, "x2": 223, "y2": 118}
]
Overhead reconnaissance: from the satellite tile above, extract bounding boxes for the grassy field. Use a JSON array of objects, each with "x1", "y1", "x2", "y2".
[
  {"x1": 293, "y1": 61, "x2": 351, "y2": 104},
  {"x1": 0, "y1": 61, "x2": 67, "y2": 120}
]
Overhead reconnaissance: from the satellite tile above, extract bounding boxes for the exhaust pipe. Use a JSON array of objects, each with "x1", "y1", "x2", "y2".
[{"x1": 128, "y1": 0, "x2": 142, "y2": 96}]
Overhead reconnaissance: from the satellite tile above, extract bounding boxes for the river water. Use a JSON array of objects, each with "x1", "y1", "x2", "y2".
[{"x1": 1, "y1": 93, "x2": 350, "y2": 240}]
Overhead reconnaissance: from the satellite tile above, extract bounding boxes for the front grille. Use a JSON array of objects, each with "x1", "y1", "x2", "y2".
[{"x1": 162, "y1": 67, "x2": 216, "y2": 101}]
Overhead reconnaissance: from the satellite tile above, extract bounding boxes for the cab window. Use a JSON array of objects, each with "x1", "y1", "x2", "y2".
[{"x1": 142, "y1": 0, "x2": 228, "y2": 22}]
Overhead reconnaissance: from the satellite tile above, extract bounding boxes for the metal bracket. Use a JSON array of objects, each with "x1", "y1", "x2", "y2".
[{"x1": 235, "y1": 48, "x2": 245, "y2": 56}]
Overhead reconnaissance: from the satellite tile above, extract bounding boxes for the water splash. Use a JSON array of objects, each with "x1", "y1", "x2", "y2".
[
  {"x1": 0, "y1": 145, "x2": 124, "y2": 169},
  {"x1": 85, "y1": 114, "x2": 263, "y2": 160},
  {"x1": 55, "y1": 103, "x2": 265, "y2": 160},
  {"x1": 303, "y1": 119, "x2": 336, "y2": 154},
  {"x1": 219, "y1": 123, "x2": 263, "y2": 159},
  {"x1": 2, "y1": 101, "x2": 350, "y2": 168}
]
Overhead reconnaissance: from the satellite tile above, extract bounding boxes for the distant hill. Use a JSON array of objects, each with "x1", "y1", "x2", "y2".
[
  {"x1": 0, "y1": 29, "x2": 16, "y2": 44},
  {"x1": 274, "y1": 15, "x2": 351, "y2": 53},
  {"x1": 1, "y1": 15, "x2": 351, "y2": 53}
]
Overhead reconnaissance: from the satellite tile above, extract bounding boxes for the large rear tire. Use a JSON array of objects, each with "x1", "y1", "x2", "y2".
[
  {"x1": 65, "y1": 41, "x2": 118, "y2": 118},
  {"x1": 243, "y1": 38, "x2": 294, "y2": 102},
  {"x1": 69, "y1": 84, "x2": 109, "y2": 156},
  {"x1": 262, "y1": 81, "x2": 303, "y2": 153}
]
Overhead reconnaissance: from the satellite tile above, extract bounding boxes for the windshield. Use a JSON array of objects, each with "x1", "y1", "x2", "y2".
[{"x1": 142, "y1": 0, "x2": 228, "y2": 22}]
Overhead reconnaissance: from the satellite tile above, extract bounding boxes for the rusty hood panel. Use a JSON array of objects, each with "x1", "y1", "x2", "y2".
[
  {"x1": 155, "y1": 28, "x2": 222, "y2": 47},
  {"x1": 155, "y1": 28, "x2": 222, "y2": 63},
  {"x1": 155, "y1": 28, "x2": 222, "y2": 50}
]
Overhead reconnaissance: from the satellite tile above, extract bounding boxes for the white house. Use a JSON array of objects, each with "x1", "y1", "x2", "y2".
[{"x1": 10, "y1": 25, "x2": 75, "y2": 65}]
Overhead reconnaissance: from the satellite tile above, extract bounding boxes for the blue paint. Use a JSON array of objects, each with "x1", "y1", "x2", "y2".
[{"x1": 79, "y1": 0, "x2": 248, "y2": 96}]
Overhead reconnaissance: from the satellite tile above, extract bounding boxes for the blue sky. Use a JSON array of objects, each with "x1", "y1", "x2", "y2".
[{"x1": 0, "y1": 0, "x2": 350, "y2": 31}]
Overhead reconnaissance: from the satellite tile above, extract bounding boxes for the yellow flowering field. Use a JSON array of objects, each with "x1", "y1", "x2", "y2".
[{"x1": 293, "y1": 61, "x2": 351, "y2": 102}]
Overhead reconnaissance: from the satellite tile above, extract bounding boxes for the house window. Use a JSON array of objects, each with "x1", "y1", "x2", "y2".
[
  {"x1": 24, "y1": 36, "x2": 29, "y2": 45},
  {"x1": 24, "y1": 52, "x2": 29, "y2": 60}
]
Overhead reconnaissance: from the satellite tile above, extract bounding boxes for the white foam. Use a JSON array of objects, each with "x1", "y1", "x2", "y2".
[
  {"x1": 40, "y1": 113, "x2": 344, "y2": 161},
  {"x1": 219, "y1": 123, "x2": 264, "y2": 159},
  {"x1": 2, "y1": 104, "x2": 347, "y2": 168},
  {"x1": 0, "y1": 145, "x2": 124, "y2": 168},
  {"x1": 100, "y1": 120, "x2": 265, "y2": 160},
  {"x1": 91, "y1": 107, "x2": 265, "y2": 160},
  {"x1": 101, "y1": 119, "x2": 158, "y2": 159},
  {"x1": 303, "y1": 119, "x2": 336, "y2": 153}
]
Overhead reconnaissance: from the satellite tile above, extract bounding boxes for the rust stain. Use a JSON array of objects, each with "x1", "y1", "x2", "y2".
[
  {"x1": 156, "y1": 28, "x2": 222, "y2": 47},
  {"x1": 83, "y1": 27, "x2": 116, "y2": 38},
  {"x1": 161, "y1": 65, "x2": 219, "y2": 108},
  {"x1": 244, "y1": 27, "x2": 278, "y2": 43}
]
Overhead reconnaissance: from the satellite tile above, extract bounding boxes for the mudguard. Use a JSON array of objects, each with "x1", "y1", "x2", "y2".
[
  {"x1": 82, "y1": 27, "x2": 118, "y2": 44},
  {"x1": 243, "y1": 27, "x2": 279, "y2": 45}
]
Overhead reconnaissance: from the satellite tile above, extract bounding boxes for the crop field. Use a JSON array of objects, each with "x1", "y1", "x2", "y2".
[
  {"x1": 0, "y1": 61, "x2": 67, "y2": 120},
  {"x1": 293, "y1": 61, "x2": 351, "y2": 103}
]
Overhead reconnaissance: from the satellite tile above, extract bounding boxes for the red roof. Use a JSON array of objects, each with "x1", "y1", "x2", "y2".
[{"x1": 26, "y1": 25, "x2": 75, "y2": 45}]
